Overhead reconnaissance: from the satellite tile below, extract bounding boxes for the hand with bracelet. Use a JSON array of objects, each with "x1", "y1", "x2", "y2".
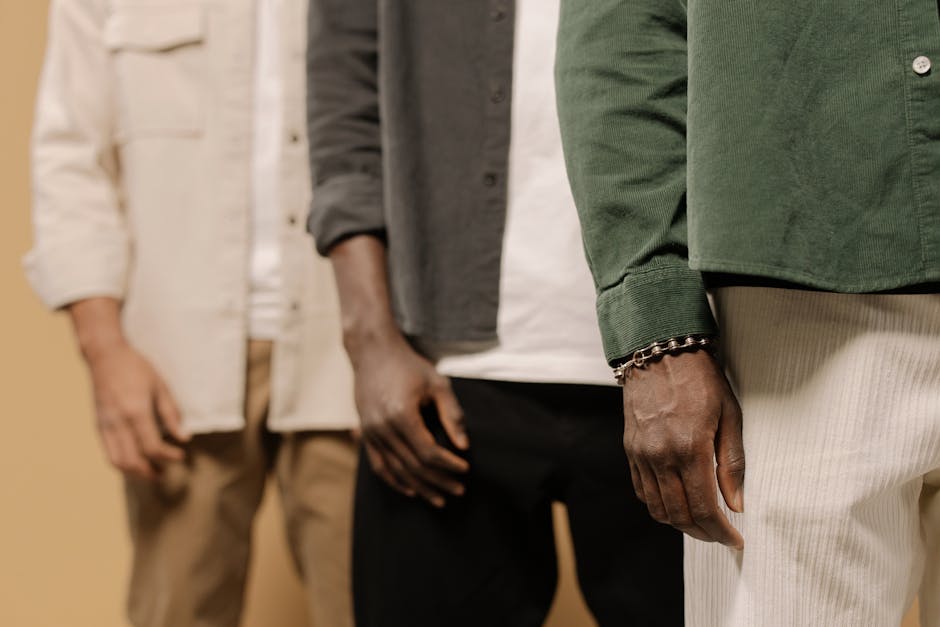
[{"x1": 618, "y1": 336, "x2": 745, "y2": 549}]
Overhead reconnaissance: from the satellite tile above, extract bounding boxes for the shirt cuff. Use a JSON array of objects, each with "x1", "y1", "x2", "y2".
[
  {"x1": 308, "y1": 172, "x2": 385, "y2": 255},
  {"x1": 596, "y1": 264, "x2": 718, "y2": 365},
  {"x1": 23, "y1": 240, "x2": 128, "y2": 310}
]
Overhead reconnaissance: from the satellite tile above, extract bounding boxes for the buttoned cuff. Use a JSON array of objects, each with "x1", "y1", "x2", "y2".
[
  {"x1": 308, "y1": 173, "x2": 385, "y2": 256},
  {"x1": 23, "y1": 240, "x2": 128, "y2": 310},
  {"x1": 596, "y1": 264, "x2": 718, "y2": 365}
]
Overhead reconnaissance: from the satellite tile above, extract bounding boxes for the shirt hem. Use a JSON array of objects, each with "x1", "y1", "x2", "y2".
[
  {"x1": 691, "y1": 256, "x2": 940, "y2": 294},
  {"x1": 184, "y1": 416, "x2": 246, "y2": 435},
  {"x1": 185, "y1": 416, "x2": 358, "y2": 435},
  {"x1": 436, "y1": 355, "x2": 616, "y2": 387}
]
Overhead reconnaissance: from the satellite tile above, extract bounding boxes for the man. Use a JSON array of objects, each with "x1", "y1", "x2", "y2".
[
  {"x1": 556, "y1": 0, "x2": 940, "y2": 625},
  {"x1": 26, "y1": 1, "x2": 357, "y2": 625},
  {"x1": 306, "y1": 1, "x2": 683, "y2": 626}
]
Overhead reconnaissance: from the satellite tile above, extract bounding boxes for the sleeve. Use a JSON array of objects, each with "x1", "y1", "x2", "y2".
[
  {"x1": 555, "y1": 0, "x2": 717, "y2": 364},
  {"x1": 305, "y1": 0, "x2": 384, "y2": 256},
  {"x1": 24, "y1": 0, "x2": 129, "y2": 310}
]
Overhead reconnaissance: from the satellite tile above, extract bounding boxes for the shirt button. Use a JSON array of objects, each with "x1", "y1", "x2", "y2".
[
  {"x1": 491, "y1": 7, "x2": 506, "y2": 21},
  {"x1": 483, "y1": 172, "x2": 497, "y2": 187},
  {"x1": 290, "y1": 301, "x2": 301, "y2": 312},
  {"x1": 288, "y1": 215, "x2": 298, "y2": 226},
  {"x1": 490, "y1": 88, "x2": 506, "y2": 104},
  {"x1": 289, "y1": 131, "x2": 301, "y2": 143},
  {"x1": 913, "y1": 55, "x2": 932, "y2": 75}
]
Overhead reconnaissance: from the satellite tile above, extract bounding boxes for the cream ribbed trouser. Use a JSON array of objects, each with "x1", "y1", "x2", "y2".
[{"x1": 686, "y1": 287, "x2": 940, "y2": 627}]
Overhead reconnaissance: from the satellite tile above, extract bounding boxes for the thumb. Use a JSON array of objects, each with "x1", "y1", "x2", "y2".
[
  {"x1": 155, "y1": 379, "x2": 190, "y2": 443},
  {"x1": 431, "y1": 377, "x2": 469, "y2": 450},
  {"x1": 716, "y1": 393, "x2": 745, "y2": 513}
]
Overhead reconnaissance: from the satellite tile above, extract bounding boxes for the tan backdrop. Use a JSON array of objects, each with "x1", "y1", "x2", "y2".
[
  {"x1": 0, "y1": 2, "x2": 921, "y2": 626},
  {"x1": 0, "y1": 1, "x2": 592, "y2": 625}
]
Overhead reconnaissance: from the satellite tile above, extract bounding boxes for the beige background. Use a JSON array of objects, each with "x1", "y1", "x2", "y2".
[
  {"x1": 0, "y1": 2, "x2": 921, "y2": 626},
  {"x1": 0, "y1": 1, "x2": 592, "y2": 625}
]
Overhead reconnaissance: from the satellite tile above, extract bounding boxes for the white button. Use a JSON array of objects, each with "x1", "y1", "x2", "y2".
[{"x1": 913, "y1": 55, "x2": 932, "y2": 75}]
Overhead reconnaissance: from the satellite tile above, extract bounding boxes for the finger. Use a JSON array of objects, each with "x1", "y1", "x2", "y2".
[
  {"x1": 97, "y1": 421, "x2": 125, "y2": 472},
  {"x1": 394, "y1": 409, "x2": 470, "y2": 475},
  {"x1": 431, "y1": 377, "x2": 469, "y2": 450},
  {"x1": 382, "y1": 427, "x2": 464, "y2": 497},
  {"x1": 655, "y1": 470, "x2": 713, "y2": 543},
  {"x1": 370, "y1": 430, "x2": 430, "y2": 495},
  {"x1": 413, "y1": 465, "x2": 465, "y2": 498},
  {"x1": 114, "y1": 420, "x2": 157, "y2": 480},
  {"x1": 636, "y1": 462, "x2": 669, "y2": 525},
  {"x1": 681, "y1": 456, "x2": 744, "y2": 550},
  {"x1": 716, "y1": 394, "x2": 745, "y2": 513},
  {"x1": 372, "y1": 433, "x2": 448, "y2": 507},
  {"x1": 364, "y1": 441, "x2": 415, "y2": 498},
  {"x1": 131, "y1": 409, "x2": 186, "y2": 465},
  {"x1": 628, "y1": 459, "x2": 646, "y2": 504},
  {"x1": 154, "y1": 381, "x2": 190, "y2": 443}
]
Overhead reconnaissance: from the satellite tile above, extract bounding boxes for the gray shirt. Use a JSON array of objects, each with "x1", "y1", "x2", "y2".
[{"x1": 306, "y1": 0, "x2": 515, "y2": 343}]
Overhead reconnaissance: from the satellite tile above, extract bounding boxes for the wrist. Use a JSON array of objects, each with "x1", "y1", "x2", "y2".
[
  {"x1": 77, "y1": 326, "x2": 129, "y2": 365},
  {"x1": 614, "y1": 334, "x2": 716, "y2": 385},
  {"x1": 342, "y1": 317, "x2": 405, "y2": 366},
  {"x1": 67, "y1": 297, "x2": 129, "y2": 364}
]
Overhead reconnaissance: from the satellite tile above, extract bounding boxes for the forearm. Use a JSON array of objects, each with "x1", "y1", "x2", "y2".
[
  {"x1": 67, "y1": 297, "x2": 127, "y2": 363},
  {"x1": 328, "y1": 235, "x2": 404, "y2": 367}
]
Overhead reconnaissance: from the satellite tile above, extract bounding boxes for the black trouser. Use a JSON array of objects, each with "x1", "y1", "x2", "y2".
[{"x1": 353, "y1": 378, "x2": 683, "y2": 627}]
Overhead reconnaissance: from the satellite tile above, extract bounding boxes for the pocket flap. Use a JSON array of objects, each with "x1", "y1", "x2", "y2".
[{"x1": 105, "y1": 5, "x2": 205, "y2": 52}]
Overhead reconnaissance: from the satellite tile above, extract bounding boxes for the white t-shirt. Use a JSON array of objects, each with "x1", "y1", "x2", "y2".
[
  {"x1": 432, "y1": 0, "x2": 613, "y2": 387},
  {"x1": 249, "y1": 0, "x2": 284, "y2": 339}
]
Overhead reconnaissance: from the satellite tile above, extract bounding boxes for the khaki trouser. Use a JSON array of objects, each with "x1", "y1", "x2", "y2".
[
  {"x1": 124, "y1": 341, "x2": 357, "y2": 627},
  {"x1": 687, "y1": 288, "x2": 940, "y2": 627}
]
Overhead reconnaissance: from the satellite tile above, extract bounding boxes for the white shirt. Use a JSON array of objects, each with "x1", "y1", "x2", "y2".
[
  {"x1": 249, "y1": 0, "x2": 284, "y2": 339},
  {"x1": 433, "y1": 0, "x2": 613, "y2": 387}
]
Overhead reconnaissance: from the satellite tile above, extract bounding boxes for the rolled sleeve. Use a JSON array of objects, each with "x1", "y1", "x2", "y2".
[
  {"x1": 24, "y1": 239, "x2": 127, "y2": 311},
  {"x1": 306, "y1": 0, "x2": 384, "y2": 255},
  {"x1": 26, "y1": 0, "x2": 129, "y2": 311},
  {"x1": 308, "y1": 172, "x2": 384, "y2": 255}
]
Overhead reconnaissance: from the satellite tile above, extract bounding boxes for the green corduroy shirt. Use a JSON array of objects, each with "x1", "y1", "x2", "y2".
[{"x1": 556, "y1": 0, "x2": 940, "y2": 364}]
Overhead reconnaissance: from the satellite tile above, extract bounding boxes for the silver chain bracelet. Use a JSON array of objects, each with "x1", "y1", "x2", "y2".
[{"x1": 613, "y1": 334, "x2": 715, "y2": 385}]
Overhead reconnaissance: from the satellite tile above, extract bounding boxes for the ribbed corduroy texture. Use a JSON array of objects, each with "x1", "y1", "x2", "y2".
[
  {"x1": 686, "y1": 287, "x2": 940, "y2": 627},
  {"x1": 557, "y1": 0, "x2": 940, "y2": 362}
]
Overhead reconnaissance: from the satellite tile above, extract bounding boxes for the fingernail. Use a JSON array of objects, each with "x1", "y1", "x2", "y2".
[
  {"x1": 734, "y1": 489, "x2": 744, "y2": 513},
  {"x1": 432, "y1": 497, "x2": 446, "y2": 508}
]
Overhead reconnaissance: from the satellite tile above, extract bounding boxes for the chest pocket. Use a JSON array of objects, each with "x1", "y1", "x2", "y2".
[{"x1": 105, "y1": 5, "x2": 206, "y2": 141}]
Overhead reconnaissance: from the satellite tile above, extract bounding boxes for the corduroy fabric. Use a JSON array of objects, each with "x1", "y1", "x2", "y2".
[
  {"x1": 684, "y1": 287, "x2": 940, "y2": 627},
  {"x1": 556, "y1": 0, "x2": 940, "y2": 362}
]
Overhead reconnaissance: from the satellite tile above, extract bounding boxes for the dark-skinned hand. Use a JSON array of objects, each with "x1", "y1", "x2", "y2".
[
  {"x1": 350, "y1": 334, "x2": 469, "y2": 508},
  {"x1": 622, "y1": 349, "x2": 745, "y2": 549}
]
